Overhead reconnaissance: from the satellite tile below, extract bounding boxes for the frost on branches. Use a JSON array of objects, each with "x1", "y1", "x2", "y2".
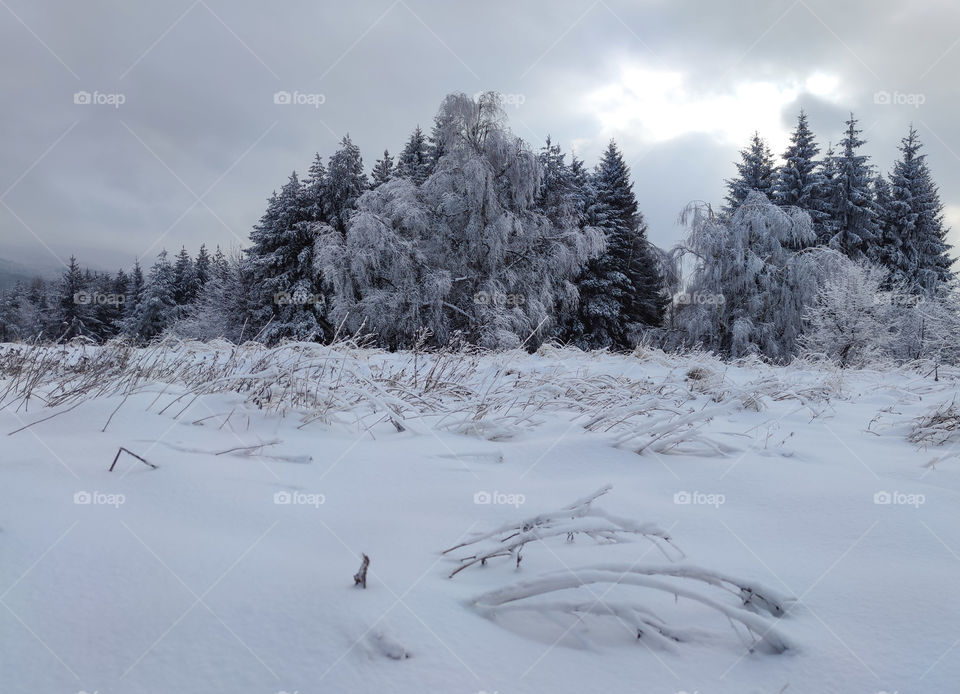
[
  {"x1": 670, "y1": 191, "x2": 819, "y2": 360},
  {"x1": 316, "y1": 92, "x2": 604, "y2": 349},
  {"x1": 445, "y1": 487, "x2": 793, "y2": 654}
]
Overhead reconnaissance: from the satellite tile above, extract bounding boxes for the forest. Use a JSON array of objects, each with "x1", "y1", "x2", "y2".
[{"x1": 0, "y1": 92, "x2": 954, "y2": 366}]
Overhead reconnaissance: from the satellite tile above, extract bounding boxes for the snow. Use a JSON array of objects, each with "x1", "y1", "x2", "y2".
[{"x1": 1, "y1": 341, "x2": 958, "y2": 694}]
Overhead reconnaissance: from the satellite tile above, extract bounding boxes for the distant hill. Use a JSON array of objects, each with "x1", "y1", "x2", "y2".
[{"x1": 0, "y1": 258, "x2": 60, "y2": 291}]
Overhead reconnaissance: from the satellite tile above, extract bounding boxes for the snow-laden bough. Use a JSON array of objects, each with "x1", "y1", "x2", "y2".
[{"x1": 445, "y1": 486, "x2": 794, "y2": 654}]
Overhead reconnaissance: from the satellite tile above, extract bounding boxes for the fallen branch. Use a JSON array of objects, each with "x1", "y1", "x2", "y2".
[
  {"x1": 108, "y1": 447, "x2": 158, "y2": 472},
  {"x1": 214, "y1": 440, "x2": 280, "y2": 456},
  {"x1": 442, "y1": 486, "x2": 682, "y2": 578},
  {"x1": 472, "y1": 565, "x2": 793, "y2": 654}
]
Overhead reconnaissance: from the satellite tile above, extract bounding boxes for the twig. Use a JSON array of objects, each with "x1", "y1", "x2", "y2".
[
  {"x1": 353, "y1": 553, "x2": 370, "y2": 589},
  {"x1": 109, "y1": 447, "x2": 158, "y2": 472}
]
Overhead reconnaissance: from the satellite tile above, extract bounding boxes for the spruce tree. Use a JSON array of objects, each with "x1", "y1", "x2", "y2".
[
  {"x1": 537, "y1": 138, "x2": 593, "y2": 337},
  {"x1": 822, "y1": 114, "x2": 878, "y2": 258},
  {"x1": 172, "y1": 247, "x2": 198, "y2": 306},
  {"x1": 370, "y1": 149, "x2": 395, "y2": 188},
  {"x1": 536, "y1": 136, "x2": 578, "y2": 226},
  {"x1": 194, "y1": 244, "x2": 211, "y2": 289},
  {"x1": 815, "y1": 143, "x2": 838, "y2": 245},
  {"x1": 211, "y1": 246, "x2": 228, "y2": 277},
  {"x1": 302, "y1": 154, "x2": 328, "y2": 223},
  {"x1": 246, "y1": 171, "x2": 328, "y2": 343},
  {"x1": 56, "y1": 256, "x2": 94, "y2": 341},
  {"x1": 107, "y1": 269, "x2": 129, "y2": 337},
  {"x1": 394, "y1": 126, "x2": 429, "y2": 185},
  {"x1": 0, "y1": 286, "x2": 21, "y2": 341},
  {"x1": 88, "y1": 272, "x2": 117, "y2": 341},
  {"x1": 127, "y1": 259, "x2": 145, "y2": 321},
  {"x1": 724, "y1": 132, "x2": 775, "y2": 214},
  {"x1": 426, "y1": 114, "x2": 447, "y2": 175},
  {"x1": 573, "y1": 140, "x2": 667, "y2": 349},
  {"x1": 124, "y1": 250, "x2": 176, "y2": 343},
  {"x1": 774, "y1": 110, "x2": 826, "y2": 237},
  {"x1": 881, "y1": 126, "x2": 954, "y2": 292},
  {"x1": 324, "y1": 135, "x2": 368, "y2": 234}
]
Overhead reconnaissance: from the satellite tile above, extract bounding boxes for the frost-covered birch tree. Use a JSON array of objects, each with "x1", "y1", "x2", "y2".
[
  {"x1": 673, "y1": 191, "x2": 819, "y2": 360},
  {"x1": 316, "y1": 92, "x2": 604, "y2": 349}
]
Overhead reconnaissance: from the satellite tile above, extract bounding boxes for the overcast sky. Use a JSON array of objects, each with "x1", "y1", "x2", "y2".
[{"x1": 2, "y1": 0, "x2": 959, "y2": 273}]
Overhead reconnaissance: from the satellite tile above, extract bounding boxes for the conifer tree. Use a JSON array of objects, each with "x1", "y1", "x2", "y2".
[
  {"x1": 194, "y1": 244, "x2": 211, "y2": 289},
  {"x1": 572, "y1": 140, "x2": 667, "y2": 349},
  {"x1": 246, "y1": 172, "x2": 329, "y2": 343},
  {"x1": 880, "y1": 126, "x2": 954, "y2": 292},
  {"x1": 426, "y1": 114, "x2": 447, "y2": 176},
  {"x1": 302, "y1": 154, "x2": 328, "y2": 223},
  {"x1": 371, "y1": 149, "x2": 395, "y2": 188},
  {"x1": 774, "y1": 110, "x2": 826, "y2": 237},
  {"x1": 822, "y1": 114, "x2": 878, "y2": 258},
  {"x1": 324, "y1": 135, "x2": 368, "y2": 234},
  {"x1": 394, "y1": 126, "x2": 429, "y2": 185},
  {"x1": 124, "y1": 250, "x2": 176, "y2": 343},
  {"x1": 56, "y1": 256, "x2": 93, "y2": 341},
  {"x1": 724, "y1": 132, "x2": 775, "y2": 214},
  {"x1": 172, "y1": 247, "x2": 198, "y2": 306}
]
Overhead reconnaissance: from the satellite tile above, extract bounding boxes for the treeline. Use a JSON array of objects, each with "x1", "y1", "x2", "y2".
[
  {"x1": 0, "y1": 246, "x2": 229, "y2": 344},
  {"x1": 0, "y1": 93, "x2": 955, "y2": 365}
]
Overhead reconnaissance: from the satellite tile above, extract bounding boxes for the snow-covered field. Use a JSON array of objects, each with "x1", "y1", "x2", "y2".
[{"x1": 1, "y1": 340, "x2": 958, "y2": 694}]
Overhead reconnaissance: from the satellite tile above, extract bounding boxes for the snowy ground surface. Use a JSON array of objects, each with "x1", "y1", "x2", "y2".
[{"x1": 1, "y1": 340, "x2": 958, "y2": 694}]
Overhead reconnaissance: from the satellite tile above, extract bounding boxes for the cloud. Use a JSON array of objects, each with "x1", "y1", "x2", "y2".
[{"x1": 0, "y1": 0, "x2": 958, "y2": 270}]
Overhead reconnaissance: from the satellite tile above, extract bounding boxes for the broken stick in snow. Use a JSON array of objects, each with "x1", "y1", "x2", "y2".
[
  {"x1": 108, "y1": 447, "x2": 157, "y2": 472},
  {"x1": 353, "y1": 553, "x2": 370, "y2": 589}
]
